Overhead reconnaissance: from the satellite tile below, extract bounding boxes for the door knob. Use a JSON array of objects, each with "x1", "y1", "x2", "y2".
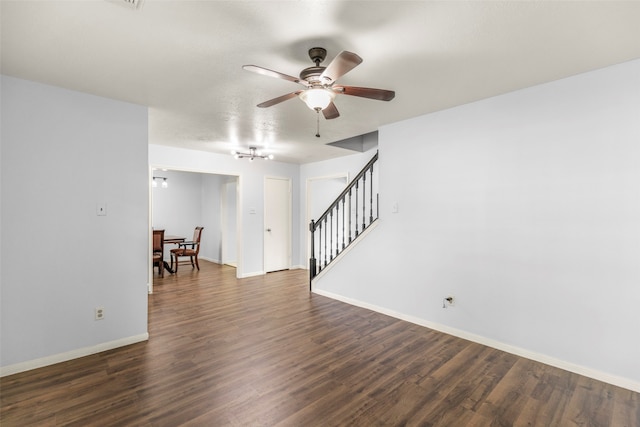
[{"x1": 266, "y1": 228, "x2": 272, "y2": 232}]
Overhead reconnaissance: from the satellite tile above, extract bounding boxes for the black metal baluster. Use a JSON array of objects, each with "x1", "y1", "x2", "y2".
[
  {"x1": 342, "y1": 197, "x2": 346, "y2": 249},
  {"x1": 348, "y1": 188, "x2": 353, "y2": 243},
  {"x1": 369, "y1": 165, "x2": 374, "y2": 224},
  {"x1": 318, "y1": 221, "x2": 323, "y2": 272},
  {"x1": 309, "y1": 220, "x2": 316, "y2": 286},
  {"x1": 329, "y1": 210, "x2": 334, "y2": 261},
  {"x1": 362, "y1": 173, "x2": 366, "y2": 232},
  {"x1": 324, "y1": 216, "x2": 328, "y2": 267},
  {"x1": 355, "y1": 181, "x2": 359, "y2": 237},
  {"x1": 337, "y1": 204, "x2": 340, "y2": 254}
]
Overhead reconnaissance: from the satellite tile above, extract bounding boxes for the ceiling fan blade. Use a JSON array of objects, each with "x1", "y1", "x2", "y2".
[
  {"x1": 243, "y1": 65, "x2": 310, "y2": 87},
  {"x1": 322, "y1": 101, "x2": 340, "y2": 120},
  {"x1": 335, "y1": 85, "x2": 395, "y2": 101},
  {"x1": 257, "y1": 91, "x2": 302, "y2": 108},
  {"x1": 320, "y1": 51, "x2": 362, "y2": 83}
]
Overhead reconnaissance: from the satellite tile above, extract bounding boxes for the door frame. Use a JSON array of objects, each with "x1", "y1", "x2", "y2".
[{"x1": 149, "y1": 166, "x2": 243, "y2": 293}]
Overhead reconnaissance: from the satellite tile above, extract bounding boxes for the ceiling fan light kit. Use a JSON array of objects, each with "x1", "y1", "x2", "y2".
[
  {"x1": 243, "y1": 47, "x2": 395, "y2": 136},
  {"x1": 299, "y1": 88, "x2": 335, "y2": 111}
]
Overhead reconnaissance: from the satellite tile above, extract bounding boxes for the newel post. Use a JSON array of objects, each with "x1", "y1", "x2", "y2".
[{"x1": 309, "y1": 219, "x2": 316, "y2": 289}]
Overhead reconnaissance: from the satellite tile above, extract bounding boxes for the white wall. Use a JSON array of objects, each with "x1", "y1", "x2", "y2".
[
  {"x1": 313, "y1": 60, "x2": 640, "y2": 391},
  {"x1": 1, "y1": 76, "x2": 149, "y2": 373},
  {"x1": 222, "y1": 180, "x2": 238, "y2": 266},
  {"x1": 149, "y1": 145, "x2": 301, "y2": 276},
  {"x1": 201, "y1": 174, "x2": 224, "y2": 263}
]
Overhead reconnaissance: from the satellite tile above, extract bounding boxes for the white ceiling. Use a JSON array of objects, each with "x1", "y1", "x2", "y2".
[{"x1": 2, "y1": 1, "x2": 639, "y2": 164}]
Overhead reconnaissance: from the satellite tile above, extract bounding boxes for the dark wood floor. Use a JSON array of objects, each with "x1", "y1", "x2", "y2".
[{"x1": 1, "y1": 261, "x2": 638, "y2": 426}]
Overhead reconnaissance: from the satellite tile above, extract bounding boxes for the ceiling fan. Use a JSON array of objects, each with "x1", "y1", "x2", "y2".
[{"x1": 243, "y1": 47, "x2": 395, "y2": 132}]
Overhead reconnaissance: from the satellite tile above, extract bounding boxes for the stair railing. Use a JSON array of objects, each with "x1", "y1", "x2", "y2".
[{"x1": 309, "y1": 151, "x2": 379, "y2": 287}]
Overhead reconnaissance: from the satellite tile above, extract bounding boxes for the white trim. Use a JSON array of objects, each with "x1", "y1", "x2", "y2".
[
  {"x1": 312, "y1": 289, "x2": 640, "y2": 393},
  {"x1": 148, "y1": 167, "x2": 154, "y2": 293},
  {"x1": 238, "y1": 270, "x2": 264, "y2": 279},
  {"x1": 235, "y1": 174, "x2": 243, "y2": 279},
  {"x1": 0, "y1": 333, "x2": 149, "y2": 377},
  {"x1": 239, "y1": 266, "x2": 305, "y2": 278},
  {"x1": 220, "y1": 179, "x2": 239, "y2": 269}
]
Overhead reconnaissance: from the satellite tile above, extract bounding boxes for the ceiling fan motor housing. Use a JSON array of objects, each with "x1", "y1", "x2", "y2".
[
  {"x1": 299, "y1": 66, "x2": 326, "y2": 84},
  {"x1": 300, "y1": 47, "x2": 329, "y2": 84},
  {"x1": 308, "y1": 47, "x2": 327, "y2": 64}
]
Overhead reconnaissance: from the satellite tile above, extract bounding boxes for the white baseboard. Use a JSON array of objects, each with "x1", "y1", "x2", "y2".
[
  {"x1": 239, "y1": 266, "x2": 305, "y2": 278},
  {"x1": 312, "y1": 289, "x2": 640, "y2": 393},
  {"x1": 200, "y1": 256, "x2": 221, "y2": 264},
  {"x1": 238, "y1": 270, "x2": 265, "y2": 278},
  {"x1": 0, "y1": 333, "x2": 149, "y2": 377}
]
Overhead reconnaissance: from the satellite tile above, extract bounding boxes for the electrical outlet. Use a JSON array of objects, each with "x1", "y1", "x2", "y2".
[
  {"x1": 96, "y1": 203, "x2": 107, "y2": 216},
  {"x1": 95, "y1": 307, "x2": 105, "y2": 320}
]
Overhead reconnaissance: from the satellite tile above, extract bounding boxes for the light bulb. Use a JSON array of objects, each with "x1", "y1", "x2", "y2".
[
  {"x1": 299, "y1": 88, "x2": 334, "y2": 111},
  {"x1": 162, "y1": 178, "x2": 168, "y2": 188},
  {"x1": 152, "y1": 178, "x2": 158, "y2": 188}
]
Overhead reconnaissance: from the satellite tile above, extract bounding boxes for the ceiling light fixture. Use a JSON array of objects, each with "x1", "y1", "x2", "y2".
[
  {"x1": 299, "y1": 88, "x2": 336, "y2": 138},
  {"x1": 299, "y1": 88, "x2": 335, "y2": 111},
  {"x1": 231, "y1": 146, "x2": 274, "y2": 161},
  {"x1": 152, "y1": 177, "x2": 168, "y2": 188}
]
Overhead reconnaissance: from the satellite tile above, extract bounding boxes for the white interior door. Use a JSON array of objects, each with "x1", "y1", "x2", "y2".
[{"x1": 264, "y1": 177, "x2": 291, "y2": 273}]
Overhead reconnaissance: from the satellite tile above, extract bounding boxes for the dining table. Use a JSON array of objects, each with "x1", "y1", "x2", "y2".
[{"x1": 162, "y1": 235, "x2": 186, "y2": 273}]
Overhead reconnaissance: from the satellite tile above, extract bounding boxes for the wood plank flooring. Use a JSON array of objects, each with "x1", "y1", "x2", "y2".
[{"x1": 1, "y1": 261, "x2": 638, "y2": 426}]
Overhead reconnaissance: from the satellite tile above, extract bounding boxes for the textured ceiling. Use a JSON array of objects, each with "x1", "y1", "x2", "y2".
[{"x1": 2, "y1": 1, "x2": 639, "y2": 163}]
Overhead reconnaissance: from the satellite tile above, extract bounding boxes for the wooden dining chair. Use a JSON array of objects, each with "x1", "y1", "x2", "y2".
[
  {"x1": 170, "y1": 226, "x2": 204, "y2": 273},
  {"x1": 152, "y1": 229, "x2": 165, "y2": 277}
]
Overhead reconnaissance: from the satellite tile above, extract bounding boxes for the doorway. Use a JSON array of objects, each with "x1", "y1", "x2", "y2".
[
  {"x1": 150, "y1": 169, "x2": 240, "y2": 292},
  {"x1": 264, "y1": 176, "x2": 291, "y2": 273}
]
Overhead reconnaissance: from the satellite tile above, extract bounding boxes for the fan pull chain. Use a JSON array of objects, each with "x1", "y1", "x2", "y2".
[{"x1": 315, "y1": 108, "x2": 321, "y2": 138}]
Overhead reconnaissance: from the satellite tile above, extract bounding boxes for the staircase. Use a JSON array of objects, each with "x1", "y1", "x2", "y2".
[{"x1": 309, "y1": 151, "x2": 379, "y2": 288}]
